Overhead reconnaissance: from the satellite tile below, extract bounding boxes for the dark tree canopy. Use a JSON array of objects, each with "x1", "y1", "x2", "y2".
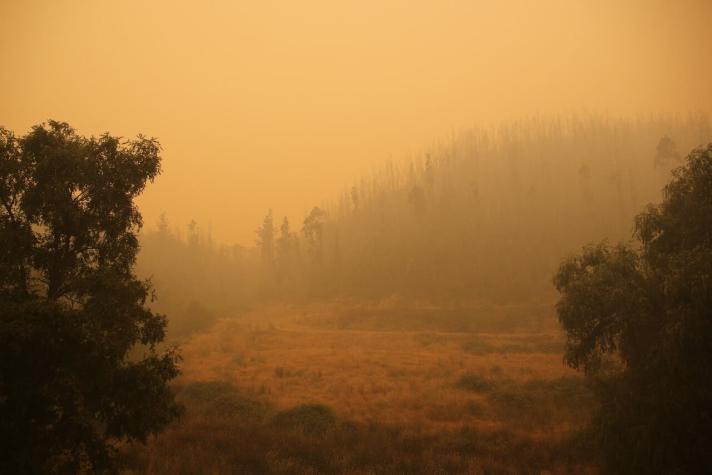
[
  {"x1": 0, "y1": 121, "x2": 180, "y2": 473},
  {"x1": 554, "y1": 143, "x2": 712, "y2": 473}
]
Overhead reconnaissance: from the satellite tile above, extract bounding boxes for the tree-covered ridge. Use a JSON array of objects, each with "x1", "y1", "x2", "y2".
[{"x1": 247, "y1": 115, "x2": 710, "y2": 302}]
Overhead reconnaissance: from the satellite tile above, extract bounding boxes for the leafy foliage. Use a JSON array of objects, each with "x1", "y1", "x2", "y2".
[
  {"x1": 0, "y1": 121, "x2": 180, "y2": 473},
  {"x1": 554, "y1": 143, "x2": 712, "y2": 473}
]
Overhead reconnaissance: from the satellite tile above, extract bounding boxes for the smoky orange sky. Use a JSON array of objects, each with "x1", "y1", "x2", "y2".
[{"x1": 2, "y1": 0, "x2": 711, "y2": 245}]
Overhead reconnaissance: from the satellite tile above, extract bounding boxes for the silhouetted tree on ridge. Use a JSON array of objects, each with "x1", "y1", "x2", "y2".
[
  {"x1": 303, "y1": 206, "x2": 326, "y2": 265},
  {"x1": 256, "y1": 209, "x2": 275, "y2": 268}
]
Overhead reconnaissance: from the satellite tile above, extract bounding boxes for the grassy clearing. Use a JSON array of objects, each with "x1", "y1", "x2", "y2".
[
  {"x1": 122, "y1": 302, "x2": 598, "y2": 474},
  {"x1": 455, "y1": 372, "x2": 595, "y2": 430},
  {"x1": 461, "y1": 334, "x2": 564, "y2": 355},
  {"x1": 121, "y1": 382, "x2": 595, "y2": 474}
]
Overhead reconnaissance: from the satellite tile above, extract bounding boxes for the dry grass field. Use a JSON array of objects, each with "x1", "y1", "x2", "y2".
[{"x1": 121, "y1": 300, "x2": 599, "y2": 474}]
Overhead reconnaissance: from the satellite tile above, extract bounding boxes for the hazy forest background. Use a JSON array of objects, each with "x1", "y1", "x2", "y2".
[{"x1": 140, "y1": 115, "x2": 711, "y2": 337}]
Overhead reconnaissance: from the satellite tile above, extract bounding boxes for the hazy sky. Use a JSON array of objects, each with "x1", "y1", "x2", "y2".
[{"x1": 2, "y1": 0, "x2": 711, "y2": 244}]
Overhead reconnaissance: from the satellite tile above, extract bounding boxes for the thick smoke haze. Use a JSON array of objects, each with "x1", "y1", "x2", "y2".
[
  {"x1": 4, "y1": 2, "x2": 712, "y2": 473},
  {"x1": 2, "y1": 0, "x2": 711, "y2": 244}
]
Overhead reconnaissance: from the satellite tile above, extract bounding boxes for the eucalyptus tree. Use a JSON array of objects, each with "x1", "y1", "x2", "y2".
[
  {"x1": 554, "y1": 143, "x2": 712, "y2": 473},
  {"x1": 0, "y1": 121, "x2": 180, "y2": 473}
]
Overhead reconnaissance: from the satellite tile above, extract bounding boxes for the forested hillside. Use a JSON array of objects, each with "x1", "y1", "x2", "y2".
[
  {"x1": 138, "y1": 115, "x2": 711, "y2": 333},
  {"x1": 309, "y1": 115, "x2": 711, "y2": 301}
]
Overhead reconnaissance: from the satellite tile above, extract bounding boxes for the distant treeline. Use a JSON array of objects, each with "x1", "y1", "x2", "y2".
[
  {"x1": 137, "y1": 114, "x2": 711, "y2": 332},
  {"x1": 137, "y1": 218, "x2": 261, "y2": 335}
]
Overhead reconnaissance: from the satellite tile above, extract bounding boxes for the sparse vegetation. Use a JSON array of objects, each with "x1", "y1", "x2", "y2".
[
  {"x1": 117, "y1": 303, "x2": 598, "y2": 473},
  {"x1": 271, "y1": 404, "x2": 337, "y2": 434},
  {"x1": 457, "y1": 372, "x2": 492, "y2": 392},
  {"x1": 181, "y1": 381, "x2": 268, "y2": 421}
]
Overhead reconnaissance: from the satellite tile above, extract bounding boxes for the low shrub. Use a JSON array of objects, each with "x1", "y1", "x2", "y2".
[
  {"x1": 457, "y1": 373, "x2": 492, "y2": 392},
  {"x1": 461, "y1": 338, "x2": 494, "y2": 354},
  {"x1": 181, "y1": 380, "x2": 268, "y2": 421},
  {"x1": 489, "y1": 376, "x2": 593, "y2": 426},
  {"x1": 465, "y1": 400, "x2": 486, "y2": 417},
  {"x1": 271, "y1": 403, "x2": 337, "y2": 434}
]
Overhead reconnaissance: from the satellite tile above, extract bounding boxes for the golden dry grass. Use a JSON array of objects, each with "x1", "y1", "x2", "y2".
[{"x1": 122, "y1": 301, "x2": 598, "y2": 474}]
